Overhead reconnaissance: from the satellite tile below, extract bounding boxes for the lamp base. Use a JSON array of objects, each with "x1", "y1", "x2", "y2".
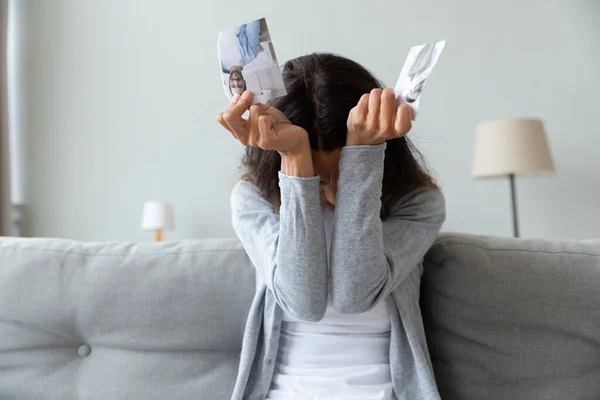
[
  {"x1": 509, "y1": 173, "x2": 520, "y2": 238},
  {"x1": 153, "y1": 230, "x2": 164, "y2": 242}
]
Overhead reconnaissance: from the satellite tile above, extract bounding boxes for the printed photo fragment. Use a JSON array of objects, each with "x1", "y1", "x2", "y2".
[
  {"x1": 394, "y1": 40, "x2": 446, "y2": 120},
  {"x1": 217, "y1": 18, "x2": 287, "y2": 104}
]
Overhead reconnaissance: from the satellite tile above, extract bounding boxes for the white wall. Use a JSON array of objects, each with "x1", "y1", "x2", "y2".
[{"x1": 12, "y1": 0, "x2": 600, "y2": 241}]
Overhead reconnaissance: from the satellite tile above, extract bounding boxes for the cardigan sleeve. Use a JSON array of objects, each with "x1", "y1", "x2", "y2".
[
  {"x1": 329, "y1": 144, "x2": 446, "y2": 313},
  {"x1": 231, "y1": 174, "x2": 328, "y2": 322}
]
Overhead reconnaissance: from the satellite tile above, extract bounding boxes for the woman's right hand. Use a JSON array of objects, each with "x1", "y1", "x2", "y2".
[
  {"x1": 217, "y1": 91, "x2": 315, "y2": 177},
  {"x1": 217, "y1": 91, "x2": 309, "y2": 157}
]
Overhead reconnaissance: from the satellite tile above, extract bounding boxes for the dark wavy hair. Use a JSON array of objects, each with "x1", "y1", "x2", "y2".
[{"x1": 241, "y1": 53, "x2": 437, "y2": 219}]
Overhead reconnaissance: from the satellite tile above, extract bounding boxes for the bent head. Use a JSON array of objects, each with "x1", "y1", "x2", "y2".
[{"x1": 242, "y1": 53, "x2": 435, "y2": 218}]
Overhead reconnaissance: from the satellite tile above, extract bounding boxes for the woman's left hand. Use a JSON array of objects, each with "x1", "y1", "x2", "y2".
[{"x1": 346, "y1": 88, "x2": 413, "y2": 146}]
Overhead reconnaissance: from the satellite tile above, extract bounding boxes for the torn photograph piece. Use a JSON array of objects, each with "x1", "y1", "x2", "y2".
[
  {"x1": 217, "y1": 18, "x2": 287, "y2": 104},
  {"x1": 394, "y1": 40, "x2": 446, "y2": 120}
]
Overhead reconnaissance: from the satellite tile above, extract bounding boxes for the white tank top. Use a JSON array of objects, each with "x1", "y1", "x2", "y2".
[{"x1": 266, "y1": 207, "x2": 393, "y2": 400}]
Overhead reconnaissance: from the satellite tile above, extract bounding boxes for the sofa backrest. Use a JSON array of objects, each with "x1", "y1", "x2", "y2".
[
  {"x1": 0, "y1": 237, "x2": 255, "y2": 400},
  {"x1": 422, "y1": 233, "x2": 600, "y2": 400},
  {"x1": 2, "y1": 233, "x2": 599, "y2": 400}
]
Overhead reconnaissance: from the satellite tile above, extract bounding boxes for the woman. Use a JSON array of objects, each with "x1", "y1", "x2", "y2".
[{"x1": 217, "y1": 53, "x2": 445, "y2": 400}]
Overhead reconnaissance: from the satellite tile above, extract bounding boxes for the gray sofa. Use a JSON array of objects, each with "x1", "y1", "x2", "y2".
[{"x1": 0, "y1": 233, "x2": 598, "y2": 400}]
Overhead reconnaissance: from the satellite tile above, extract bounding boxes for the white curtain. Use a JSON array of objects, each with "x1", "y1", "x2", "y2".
[{"x1": 0, "y1": 0, "x2": 11, "y2": 236}]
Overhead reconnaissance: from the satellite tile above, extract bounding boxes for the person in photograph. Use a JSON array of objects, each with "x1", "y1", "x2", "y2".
[
  {"x1": 228, "y1": 66, "x2": 247, "y2": 96},
  {"x1": 217, "y1": 53, "x2": 445, "y2": 400}
]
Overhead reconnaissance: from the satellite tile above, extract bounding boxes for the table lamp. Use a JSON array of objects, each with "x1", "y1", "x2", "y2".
[
  {"x1": 472, "y1": 118, "x2": 555, "y2": 237},
  {"x1": 141, "y1": 201, "x2": 175, "y2": 241}
]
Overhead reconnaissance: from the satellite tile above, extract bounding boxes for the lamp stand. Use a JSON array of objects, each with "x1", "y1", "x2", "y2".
[
  {"x1": 508, "y1": 173, "x2": 520, "y2": 238},
  {"x1": 153, "y1": 229, "x2": 164, "y2": 242}
]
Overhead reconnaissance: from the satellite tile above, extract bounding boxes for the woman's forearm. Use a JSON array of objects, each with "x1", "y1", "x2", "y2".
[
  {"x1": 275, "y1": 173, "x2": 328, "y2": 321},
  {"x1": 231, "y1": 176, "x2": 328, "y2": 322},
  {"x1": 329, "y1": 144, "x2": 387, "y2": 313},
  {"x1": 329, "y1": 144, "x2": 445, "y2": 314}
]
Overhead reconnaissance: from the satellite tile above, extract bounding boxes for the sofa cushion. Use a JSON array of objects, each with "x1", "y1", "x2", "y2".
[
  {"x1": 0, "y1": 237, "x2": 255, "y2": 400},
  {"x1": 422, "y1": 233, "x2": 600, "y2": 400}
]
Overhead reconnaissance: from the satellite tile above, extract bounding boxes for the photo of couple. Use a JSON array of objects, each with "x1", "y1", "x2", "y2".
[{"x1": 217, "y1": 18, "x2": 287, "y2": 104}]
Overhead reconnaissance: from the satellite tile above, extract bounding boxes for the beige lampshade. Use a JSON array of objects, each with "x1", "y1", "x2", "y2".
[
  {"x1": 141, "y1": 201, "x2": 175, "y2": 231},
  {"x1": 472, "y1": 118, "x2": 555, "y2": 178}
]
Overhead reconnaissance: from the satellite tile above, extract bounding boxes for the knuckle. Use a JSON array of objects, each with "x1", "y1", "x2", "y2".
[
  {"x1": 222, "y1": 111, "x2": 232, "y2": 121},
  {"x1": 348, "y1": 108, "x2": 357, "y2": 120},
  {"x1": 249, "y1": 104, "x2": 261, "y2": 113}
]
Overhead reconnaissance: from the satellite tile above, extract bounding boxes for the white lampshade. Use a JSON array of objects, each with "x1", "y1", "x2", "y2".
[
  {"x1": 141, "y1": 201, "x2": 175, "y2": 230},
  {"x1": 472, "y1": 118, "x2": 555, "y2": 178}
]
